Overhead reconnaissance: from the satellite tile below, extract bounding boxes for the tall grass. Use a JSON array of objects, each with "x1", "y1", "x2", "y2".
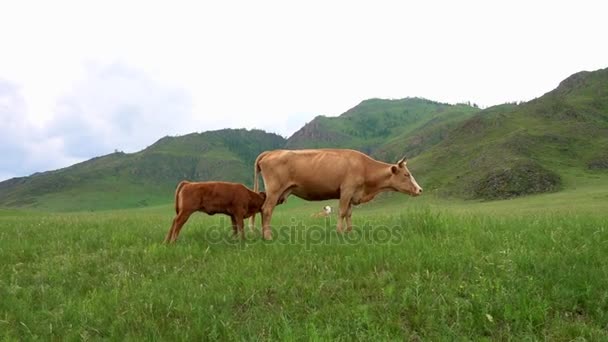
[{"x1": 1, "y1": 207, "x2": 607, "y2": 340}]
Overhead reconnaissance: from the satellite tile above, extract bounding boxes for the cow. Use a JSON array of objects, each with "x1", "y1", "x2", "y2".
[
  {"x1": 164, "y1": 181, "x2": 267, "y2": 243},
  {"x1": 250, "y1": 149, "x2": 422, "y2": 240}
]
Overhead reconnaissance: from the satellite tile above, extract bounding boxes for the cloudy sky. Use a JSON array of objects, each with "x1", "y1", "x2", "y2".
[{"x1": 1, "y1": 0, "x2": 607, "y2": 181}]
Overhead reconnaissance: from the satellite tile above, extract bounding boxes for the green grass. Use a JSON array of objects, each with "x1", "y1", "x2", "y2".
[
  {"x1": 1, "y1": 68, "x2": 608, "y2": 339},
  {"x1": 2, "y1": 189, "x2": 608, "y2": 340}
]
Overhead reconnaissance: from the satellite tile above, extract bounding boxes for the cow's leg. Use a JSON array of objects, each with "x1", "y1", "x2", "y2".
[
  {"x1": 165, "y1": 210, "x2": 193, "y2": 243},
  {"x1": 261, "y1": 194, "x2": 280, "y2": 240},
  {"x1": 337, "y1": 194, "x2": 352, "y2": 233},
  {"x1": 345, "y1": 204, "x2": 354, "y2": 232}
]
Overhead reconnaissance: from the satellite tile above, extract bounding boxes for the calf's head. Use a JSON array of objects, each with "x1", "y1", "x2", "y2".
[
  {"x1": 248, "y1": 191, "x2": 267, "y2": 214},
  {"x1": 389, "y1": 157, "x2": 423, "y2": 196}
]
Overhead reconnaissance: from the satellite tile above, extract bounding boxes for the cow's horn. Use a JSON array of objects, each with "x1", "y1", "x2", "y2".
[{"x1": 398, "y1": 156, "x2": 407, "y2": 166}]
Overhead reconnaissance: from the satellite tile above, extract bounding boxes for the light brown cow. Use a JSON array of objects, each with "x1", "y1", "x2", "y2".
[
  {"x1": 165, "y1": 181, "x2": 266, "y2": 243},
  {"x1": 251, "y1": 149, "x2": 422, "y2": 240}
]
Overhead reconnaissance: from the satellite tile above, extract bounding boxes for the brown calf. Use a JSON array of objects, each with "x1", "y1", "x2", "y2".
[{"x1": 164, "y1": 181, "x2": 266, "y2": 243}]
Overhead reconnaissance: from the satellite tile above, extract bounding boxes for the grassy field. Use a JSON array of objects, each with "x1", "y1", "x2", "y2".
[{"x1": 1, "y1": 182, "x2": 608, "y2": 340}]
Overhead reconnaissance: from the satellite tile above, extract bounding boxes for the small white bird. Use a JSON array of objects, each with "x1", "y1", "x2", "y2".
[{"x1": 312, "y1": 205, "x2": 332, "y2": 218}]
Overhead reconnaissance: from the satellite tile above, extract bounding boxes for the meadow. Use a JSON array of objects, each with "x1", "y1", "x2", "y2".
[{"x1": 1, "y1": 182, "x2": 608, "y2": 340}]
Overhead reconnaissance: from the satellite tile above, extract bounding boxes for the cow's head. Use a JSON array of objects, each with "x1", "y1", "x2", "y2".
[{"x1": 390, "y1": 157, "x2": 423, "y2": 196}]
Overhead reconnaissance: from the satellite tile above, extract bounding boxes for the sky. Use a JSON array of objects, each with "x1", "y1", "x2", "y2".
[{"x1": 1, "y1": 0, "x2": 607, "y2": 181}]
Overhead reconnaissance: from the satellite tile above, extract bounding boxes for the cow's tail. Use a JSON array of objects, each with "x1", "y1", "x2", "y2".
[
  {"x1": 250, "y1": 152, "x2": 267, "y2": 230},
  {"x1": 174, "y1": 181, "x2": 188, "y2": 214}
]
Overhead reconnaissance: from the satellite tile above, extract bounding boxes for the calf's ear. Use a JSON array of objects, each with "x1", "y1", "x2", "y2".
[{"x1": 259, "y1": 191, "x2": 267, "y2": 200}]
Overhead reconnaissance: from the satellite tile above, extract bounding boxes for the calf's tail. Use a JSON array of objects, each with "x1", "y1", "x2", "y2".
[{"x1": 174, "y1": 181, "x2": 188, "y2": 214}]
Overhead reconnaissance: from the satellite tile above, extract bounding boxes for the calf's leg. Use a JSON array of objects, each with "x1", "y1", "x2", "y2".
[
  {"x1": 165, "y1": 210, "x2": 194, "y2": 243},
  {"x1": 230, "y1": 215, "x2": 238, "y2": 236},
  {"x1": 165, "y1": 216, "x2": 181, "y2": 243},
  {"x1": 235, "y1": 215, "x2": 245, "y2": 240}
]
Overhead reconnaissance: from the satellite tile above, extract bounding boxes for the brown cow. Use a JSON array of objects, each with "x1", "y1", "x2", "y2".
[
  {"x1": 251, "y1": 149, "x2": 422, "y2": 240},
  {"x1": 164, "y1": 181, "x2": 266, "y2": 243}
]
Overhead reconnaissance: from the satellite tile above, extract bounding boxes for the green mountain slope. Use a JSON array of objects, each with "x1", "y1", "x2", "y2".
[
  {"x1": 286, "y1": 98, "x2": 480, "y2": 156},
  {"x1": 1, "y1": 68, "x2": 607, "y2": 210},
  {"x1": 412, "y1": 68, "x2": 608, "y2": 199},
  {"x1": 285, "y1": 68, "x2": 608, "y2": 200},
  {"x1": 0, "y1": 129, "x2": 285, "y2": 211}
]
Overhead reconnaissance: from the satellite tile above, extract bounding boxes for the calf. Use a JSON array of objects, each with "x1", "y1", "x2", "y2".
[{"x1": 164, "y1": 181, "x2": 266, "y2": 243}]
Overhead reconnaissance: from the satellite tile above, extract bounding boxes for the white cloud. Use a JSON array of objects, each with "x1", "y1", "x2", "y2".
[
  {"x1": 0, "y1": 0, "x2": 607, "y2": 181},
  {"x1": 0, "y1": 65, "x2": 194, "y2": 180},
  {"x1": 47, "y1": 63, "x2": 194, "y2": 156},
  {"x1": 0, "y1": 80, "x2": 80, "y2": 179}
]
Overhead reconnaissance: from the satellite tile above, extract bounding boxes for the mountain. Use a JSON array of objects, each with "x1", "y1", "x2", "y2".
[
  {"x1": 0, "y1": 129, "x2": 285, "y2": 211},
  {"x1": 412, "y1": 68, "x2": 608, "y2": 198},
  {"x1": 1, "y1": 68, "x2": 607, "y2": 210},
  {"x1": 286, "y1": 98, "x2": 480, "y2": 160},
  {"x1": 286, "y1": 68, "x2": 608, "y2": 199}
]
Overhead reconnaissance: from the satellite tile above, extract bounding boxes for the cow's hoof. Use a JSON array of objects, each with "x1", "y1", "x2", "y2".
[{"x1": 263, "y1": 231, "x2": 273, "y2": 240}]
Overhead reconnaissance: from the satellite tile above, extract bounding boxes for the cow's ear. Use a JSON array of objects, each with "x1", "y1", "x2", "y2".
[{"x1": 391, "y1": 165, "x2": 399, "y2": 174}]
